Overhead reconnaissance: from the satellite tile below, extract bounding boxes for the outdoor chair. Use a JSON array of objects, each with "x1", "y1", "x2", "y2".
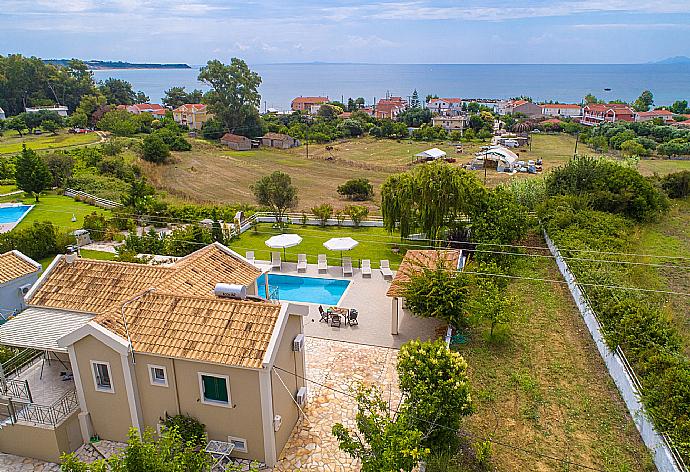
[
  {"x1": 361, "y1": 259, "x2": 372, "y2": 277},
  {"x1": 342, "y1": 257, "x2": 353, "y2": 276},
  {"x1": 318, "y1": 254, "x2": 328, "y2": 272},
  {"x1": 297, "y1": 254, "x2": 308, "y2": 272},
  {"x1": 318, "y1": 305, "x2": 329, "y2": 323},
  {"x1": 245, "y1": 251, "x2": 255, "y2": 264},
  {"x1": 271, "y1": 252, "x2": 282, "y2": 270},
  {"x1": 348, "y1": 309, "x2": 359, "y2": 326},
  {"x1": 330, "y1": 313, "x2": 341, "y2": 328},
  {"x1": 380, "y1": 260, "x2": 393, "y2": 279}
]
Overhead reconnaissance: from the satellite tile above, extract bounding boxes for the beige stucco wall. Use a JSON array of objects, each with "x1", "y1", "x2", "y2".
[
  {"x1": 132, "y1": 353, "x2": 180, "y2": 432},
  {"x1": 172, "y1": 358, "x2": 265, "y2": 462},
  {"x1": 73, "y1": 335, "x2": 132, "y2": 442},
  {"x1": 271, "y1": 314, "x2": 305, "y2": 455},
  {"x1": 0, "y1": 410, "x2": 81, "y2": 463}
]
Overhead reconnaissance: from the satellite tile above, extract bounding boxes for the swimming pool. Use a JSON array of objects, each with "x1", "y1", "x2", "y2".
[
  {"x1": 0, "y1": 205, "x2": 33, "y2": 225},
  {"x1": 256, "y1": 274, "x2": 350, "y2": 305}
]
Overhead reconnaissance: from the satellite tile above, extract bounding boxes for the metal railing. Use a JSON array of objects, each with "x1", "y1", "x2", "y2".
[
  {"x1": 14, "y1": 389, "x2": 79, "y2": 426},
  {"x1": 0, "y1": 379, "x2": 32, "y2": 403},
  {"x1": 1, "y1": 348, "x2": 42, "y2": 379}
]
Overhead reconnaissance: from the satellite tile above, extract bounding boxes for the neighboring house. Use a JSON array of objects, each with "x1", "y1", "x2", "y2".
[
  {"x1": 634, "y1": 109, "x2": 675, "y2": 123},
  {"x1": 427, "y1": 98, "x2": 463, "y2": 115},
  {"x1": 373, "y1": 96, "x2": 407, "y2": 119},
  {"x1": 0, "y1": 107, "x2": 5, "y2": 120},
  {"x1": 462, "y1": 98, "x2": 499, "y2": 113},
  {"x1": 0, "y1": 243, "x2": 308, "y2": 466},
  {"x1": 173, "y1": 104, "x2": 210, "y2": 130},
  {"x1": 261, "y1": 132, "x2": 299, "y2": 149},
  {"x1": 431, "y1": 115, "x2": 467, "y2": 132},
  {"x1": 126, "y1": 103, "x2": 167, "y2": 119},
  {"x1": 291, "y1": 96, "x2": 328, "y2": 112},
  {"x1": 25, "y1": 105, "x2": 69, "y2": 117},
  {"x1": 0, "y1": 251, "x2": 41, "y2": 319},
  {"x1": 540, "y1": 103, "x2": 582, "y2": 118},
  {"x1": 220, "y1": 133, "x2": 251, "y2": 151},
  {"x1": 498, "y1": 100, "x2": 542, "y2": 117},
  {"x1": 581, "y1": 103, "x2": 635, "y2": 126}
]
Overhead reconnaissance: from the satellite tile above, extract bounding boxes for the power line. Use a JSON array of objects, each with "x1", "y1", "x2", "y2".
[{"x1": 272, "y1": 365, "x2": 609, "y2": 472}]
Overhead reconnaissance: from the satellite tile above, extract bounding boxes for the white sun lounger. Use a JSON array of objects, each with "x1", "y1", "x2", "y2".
[
  {"x1": 342, "y1": 257, "x2": 353, "y2": 277},
  {"x1": 271, "y1": 252, "x2": 282, "y2": 270},
  {"x1": 361, "y1": 259, "x2": 372, "y2": 277},
  {"x1": 380, "y1": 260, "x2": 393, "y2": 279},
  {"x1": 318, "y1": 254, "x2": 328, "y2": 272},
  {"x1": 245, "y1": 251, "x2": 255, "y2": 264},
  {"x1": 297, "y1": 254, "x2": 307, "y2": 272}
]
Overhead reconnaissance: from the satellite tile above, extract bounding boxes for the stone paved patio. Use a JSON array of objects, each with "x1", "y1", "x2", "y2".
[{"x1": 274, "y1": 336, "x2": 403, "y2": 471}]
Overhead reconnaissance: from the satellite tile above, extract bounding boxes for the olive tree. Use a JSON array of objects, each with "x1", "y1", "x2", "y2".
[{"x1": 251, "y1": 171, "x2": 298, "y2": 225}]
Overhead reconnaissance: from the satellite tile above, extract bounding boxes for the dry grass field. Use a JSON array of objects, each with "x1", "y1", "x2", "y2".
[{"x1": 141, "y1": 134, "x2": 690, "y2": 212}]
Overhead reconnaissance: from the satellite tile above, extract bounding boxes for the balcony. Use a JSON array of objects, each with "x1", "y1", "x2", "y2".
[{"x1": 0, "y1": 355, "x2": 79, "y2": 427}]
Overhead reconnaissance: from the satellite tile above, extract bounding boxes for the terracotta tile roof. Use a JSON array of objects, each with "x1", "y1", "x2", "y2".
[
  {"x1": 636, "y1": 109, "x2": 674, "y2": 117},
  {"x1": 162, "y1": 244, "x2": 261, "y2": 296},
  {"x1": 512, "y1": 100, "x2": 529, "y2": 106},
  {"x1": 262, "y1": 132, "x2": 293, "y2": 140},
  {"x1": 29, "y1": 244, "x2": 260, "y2": 312},
  {"x1": 386, "y1": 250, "x2": 462, "y2": 297},
  {"x1": 94, "y1": 291, "x2": 281, "y2": 368},
  {"x1": 220, "y1": 133, "x2": 249, "y2": 143},
  {"x1": 174, "y1": 104, "x2": 206, "y2": 112},
  {"x1": 292, "y1": 97, "x2": 328, "y2": 104},
  {"x1": 0, "y1": 251, "x2": 40, "y2": 286},
  {"x1": 29, "y1": 258, "x2": 173, "y2": 313},
  {"x1": 130, "y1": 103, "x2": 165, "y2": 112}
]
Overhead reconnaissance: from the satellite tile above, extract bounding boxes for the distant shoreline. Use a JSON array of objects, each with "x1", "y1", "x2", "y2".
[
  {"x1": 45, "y1": 59, "x2": 191, "y2": 70},
  {"x1": 90, "y1": 67, "x2": 194, "y2": 71}
]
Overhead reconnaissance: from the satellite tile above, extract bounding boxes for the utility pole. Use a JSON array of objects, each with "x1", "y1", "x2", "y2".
[
  {"x1": 573, "y1": 131, "x2": 580, "y2": 157},
  {"x1": 305, "y1": 118, "x2": 310, "y2": 159}
]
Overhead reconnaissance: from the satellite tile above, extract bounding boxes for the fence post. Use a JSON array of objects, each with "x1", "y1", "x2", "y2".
[{"x1": 24, "y1": 380, "x2": 32, "y2": 404}]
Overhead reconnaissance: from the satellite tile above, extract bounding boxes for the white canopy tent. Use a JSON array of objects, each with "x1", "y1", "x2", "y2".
[
  {"x1": 265, "y1": 233, "x2": 303, "y2": 261},
  {"x1": 415, "y1": 148, "x2": 447, "y2": 160}
]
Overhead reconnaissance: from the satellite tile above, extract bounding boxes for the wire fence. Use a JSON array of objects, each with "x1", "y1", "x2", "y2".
[{"x1": 543, "y1": 229, "x2": 687, "y2": 472}]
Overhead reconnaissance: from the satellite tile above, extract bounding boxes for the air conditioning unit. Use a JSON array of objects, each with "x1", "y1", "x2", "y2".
[
  {"x1": 292, "y1": 334, "x2": 305, "y2": 352},
  {"x1": 296, "y1": 386, "x2": 307, "y2": 406},
  {"x1": 18, "y1": 284, "x2": 32, "y2": 296}
]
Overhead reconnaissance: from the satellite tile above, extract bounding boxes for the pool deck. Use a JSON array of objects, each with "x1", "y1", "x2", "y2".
[
  {"x1": 256, "y1": 259, "x2": 444, "y2": 349},
  {"x1": 0, "y1": 203, "x2": 34, "y2": 234}
]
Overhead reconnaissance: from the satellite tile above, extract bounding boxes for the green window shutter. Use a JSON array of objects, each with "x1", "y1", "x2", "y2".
[{"x1": 202, "y1": 375, "x2": 228, "y2": 403}]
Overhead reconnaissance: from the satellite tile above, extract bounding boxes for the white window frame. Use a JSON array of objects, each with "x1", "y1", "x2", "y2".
[
  {"x1": 148, "y1": 364, "x2": 168, "y2": 387},
  {"x1": 227, "y1": 436, "x2": 248, "y2": 453},
  {"x1": 90, "y1": 360, "x2": 114, "y2": 394},
  {"x1": 197, "y1": 372, "x2": 231, "y2": 407}
]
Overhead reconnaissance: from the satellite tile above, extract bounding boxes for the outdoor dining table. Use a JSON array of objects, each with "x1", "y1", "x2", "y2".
[{"x1": 327, "y1": 307, "x2": 350, "y2": 325}]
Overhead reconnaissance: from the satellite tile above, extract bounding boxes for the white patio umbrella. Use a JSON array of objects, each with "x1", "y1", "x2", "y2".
[
  {"x1": 265, "y1": 233, "x2": 302, "y2": 261},
  {"x1": 323, "y1": 237, "x2": 359, "y2": 262}
]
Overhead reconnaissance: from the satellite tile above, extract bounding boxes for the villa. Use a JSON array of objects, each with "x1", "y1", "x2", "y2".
[
  {"x1": 634, "y1": 109, "x2": 675, "y2": 123},
  {"x1": 0, "y1": 250, "x2": 41, "y2": 319},
  {"x1": 371, "y1": 96, "x2": 407, "y2": 119},
  {"x1": 172, "y1": 104, "x2": 210, "y2": 130},
  {"x1": 0, "y1": 243, "x2": 308, "y2": 466},
  {"x1": 126, "y1": 103, "x2": 167, "y2": 119},
  {"x1": 540, "y1": 103, "x2": 582, "y2": 118},
  {"x1": 427, "y1": 98, "x2": 464, "y2": 115},
  {"x1": 291, "y1": 96, "x2": 328, "y2": 112},
  {"x1": 498, "y1": 99, "x2": 542, "y2": 117},
  {"x1": 432, "y1": 115, "x2": 467, "y2": 132},
  {"x1": 581, "y1": 103, "x2": 635, "y2": 126}
]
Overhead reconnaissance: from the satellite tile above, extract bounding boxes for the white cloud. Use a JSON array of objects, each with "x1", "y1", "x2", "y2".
[{"x1": 572, "y1": 23, "x2": 690, "y2": 30}]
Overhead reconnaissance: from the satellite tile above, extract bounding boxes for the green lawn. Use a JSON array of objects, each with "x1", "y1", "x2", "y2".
[
  {"x1": 13, "y1": 193, "x2": 112, "y2": 233},
  {"x1": 0, "y1": 185, "x2": 18, "y2": 195},
  {"x1": 0, "y1": 130, "x2": 101, "y2": 154},
  {"x1": 36, "y1": 249, "x2": 116, "y2": 271},
  {"x1": 456, "y1": 255, "x2": 653, "y2": 471},
  {"x1": 229, "y1": 223, "x2": 411, "y2": 268}
]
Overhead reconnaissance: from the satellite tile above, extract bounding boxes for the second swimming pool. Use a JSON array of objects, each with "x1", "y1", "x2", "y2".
[{"x1": 256, "y1": 274, "x2": 350, "y2": 306}]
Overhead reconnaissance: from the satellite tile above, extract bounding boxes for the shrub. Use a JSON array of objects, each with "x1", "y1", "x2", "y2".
[
  {"x1": 162, "y1": 414, "x2": 206, "y2": 447},
  {"x1": 140, "y1": 134, "x2": 170, "y2": 164},
  {"x1": 346, "y1": 205, "x2": 369, "y2": 227},
  {"x1": 545, "y1": 155, "x2": 669, "y2": 221},
  {"x1": 337, "y1": 178, "x2": 374, "y2": 201},
  {"x1": 0, "y1": 221, "x2": 70, "y2": 260},
  {"x1": 66, "y1": 174, "x2": 131, "y2": 202},
  {"x1": 661, "y1": 170, "x2": 690, "y2": 198},
  {"x1": 311, "y1": 203, "x2": 333, "y2": 227}
]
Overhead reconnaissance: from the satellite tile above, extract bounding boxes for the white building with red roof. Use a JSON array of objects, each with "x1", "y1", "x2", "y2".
[
  {"x1": 634, "y1": 109, "x2": 675, "y2": 123},
  {"x1": 540, "y1": 103, "x2": 582, "y2": 118},
  {"x1": 291, "y1": 96, "x2": 329, "y2": 112},
  {"x1": 126, "y1": 103, "x2": 167, "y2": 119},
  {"x1": 581, "y1": 103, "x2": 635, "y2": 126}
]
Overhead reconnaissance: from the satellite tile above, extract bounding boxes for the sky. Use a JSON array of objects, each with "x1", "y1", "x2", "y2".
[{"x1": 1, "y1": 0, "x2": 689, "y2": 64}]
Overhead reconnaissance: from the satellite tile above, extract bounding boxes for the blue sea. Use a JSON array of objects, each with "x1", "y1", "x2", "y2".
[{"x1": 94, "y1": 63, "x2": 690, "y2": 111}]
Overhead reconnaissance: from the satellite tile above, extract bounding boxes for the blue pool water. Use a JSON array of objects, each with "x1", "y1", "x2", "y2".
[
  {"x1": 257, "y1": 274, "x2": 350, "y2": 305},
  {"x1": 0, "y1": 205, "x2": 32, "y2": 224}
]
